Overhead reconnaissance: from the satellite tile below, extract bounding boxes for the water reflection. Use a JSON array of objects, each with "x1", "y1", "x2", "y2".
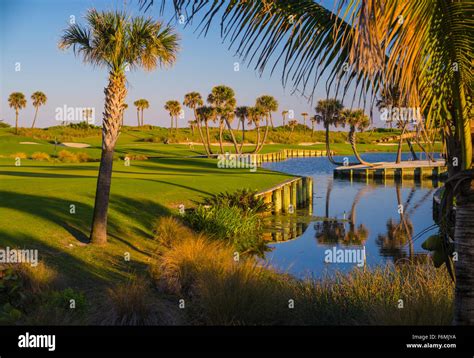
[{"x1": 261, "y1": 153, "x2": 440, "y2": 278}]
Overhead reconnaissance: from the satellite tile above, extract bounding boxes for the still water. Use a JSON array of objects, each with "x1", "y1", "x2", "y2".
[{"x1": 261, "y1": 152, "x2": 441, "y2": 279}]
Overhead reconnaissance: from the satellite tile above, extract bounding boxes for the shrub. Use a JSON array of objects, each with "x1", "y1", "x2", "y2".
[
  {"x1": 184, "y1": 205, "x2": 263, "y2": 253},
  {"x1": 57, "y1": 150, "x2": 90, "y2": 163},
  {"x1": 97, "y1": 277, "x2": 179, "y2": 325},
  {"x1": 123, "y1": 153, "x2": 148, "y2": 161},
  {"x1": 30, "y1": 152, "x2": 50, "y2": 161},
  {"x1": 200, "y1": 189, "x2": 270, "y2": 214},
  {"x1": 0, "y1": 120, "x2": 10, "y2": 128},
  {"x1": 10, "y1": 152, "x2": 27, "y2": 159},
  {"x1": 152, "y1": 216, "x2": 193, "y2": 249}
]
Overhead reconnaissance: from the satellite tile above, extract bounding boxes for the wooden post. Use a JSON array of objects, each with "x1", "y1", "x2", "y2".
[
  {"x1": 273, "y1": 188, "x2": 282, "y2": 214},
  {"x1": 296, "y1": 179, "x2": 303, "y2": 207},
  {"x1": 282, "y1": 184, "x2": 291, "y2": 213}
]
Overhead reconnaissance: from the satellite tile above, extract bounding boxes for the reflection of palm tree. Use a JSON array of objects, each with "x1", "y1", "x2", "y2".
[
  {"x1": 376, "y1": 185, "x2": 416, "y2": 261},
  {"x1": 343, "y1": 186, "x2": 371, "y2": 245},
  {"x1": 314, "y1": 180, "x2": 346, "y2": 244}
]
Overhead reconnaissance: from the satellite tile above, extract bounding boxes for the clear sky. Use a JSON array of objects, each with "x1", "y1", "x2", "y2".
[{"x1": 0, "y1": 0, "x2": 380, "y2": 129}]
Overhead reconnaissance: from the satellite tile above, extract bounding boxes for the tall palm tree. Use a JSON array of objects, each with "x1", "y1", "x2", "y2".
[
  {"x1": 247, "y1": 106, "x2": 264, "y2": 153},
  {"x1": 30, "y1": 91, "x2": 47, "y2": 128},
  {"x1": 314, "y1": 99, "x2": 344, "y2": 165},
  {"x1": 255, "y1": 95, "x2": 278, "y2": 152},
  {"x1": 164, "y1": 100, "x2": 181, "y2": 131},
  {"x1": 301, "y1": 112, "x2": 309, "y2": 132},
  {"x1": 140, "y1": 99, "x2": 149, "y2": 126},
  {"x1": 196, "y1": 105, "x2": 216, "y2": 155},
  {"x1": 310, "y1": 115, "x2": 317, "y2": 137},
  {"x1": 154, "y1": 0, "x2": 473, "y2": 323},
  {"x1": 340, "y1": 109, "x2": 371, "y2": 165},
  {"x1": 134, "y1": 100, "x2": 142, "y2": 126},
  {"x1": 235, "y1": 106, "x2": 248, "y2": 153},
  {"x1": 184, "y1": 92, "x2": 208, "y2": 155},
  {"x1": 60, "y1": 9, "x2": 179, "y2": 244},
  {"x1": 8, "y1": 92, "x2": 26, "y2": 135},
  {"x1": 281, "y1": 110, "x2": 289, "y2": 127},
  {"x1": 207, "y1": 85, "x2": 238, "y2": 154},
  {"x1": 121, "y1": 103, "x2": 128, "y2": 125}
]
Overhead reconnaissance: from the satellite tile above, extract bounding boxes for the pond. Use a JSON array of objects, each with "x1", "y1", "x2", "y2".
[{"x1": 261, "y1": 152, "x2": 442, "y2": 279}]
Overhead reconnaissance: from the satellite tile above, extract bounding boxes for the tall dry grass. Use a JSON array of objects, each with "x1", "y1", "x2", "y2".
[{"x1": 151, "y1": 217, "x2": 454, "y2": 325}]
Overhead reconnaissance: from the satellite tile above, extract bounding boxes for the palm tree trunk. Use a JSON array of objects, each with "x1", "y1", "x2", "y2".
[
  {"x1": 218, "y1": 121, "x2": 224, "y2": 154},
  {"x1": 32, "y1": 107, "x2": 39, "y2": 128},
  {"x1": 406, "y1": 138, "x2": 418, "y2": 160},
  {"x1": 137, "y1": 109, "x2": 140, "y2": 126},
  {"x1": 325, "y1": 123, "x2": 343, "y2": 165},
  {"x1": 205, "y1": 121, "x2": 213, "y2": 155},
  {"x1": 239, "y1": 119, "x2": 245, "y2": 153},
  {"x1": 224, "y1": 118, "x2": 240, "y2": 154},
  {"x1": 396, "y1": 123, "x2": 407, "y2": 164},
  {"x1": 253, "y1": 125, "x2": 260, "y2": 153},
  {"x1": 257, "y1": 117, "x2": 270, "y2": 153},
  {"x1": 349, "y1": 127, "x2": 371, "y2": 165},
  {"x1": 15, "y1": 110, "x2": 19, "y2": 134},
  {"x1": 141, "y1": 109, "x2": 144, "y2": 126},
  {"x1": 170, "y1": 115, "x2": 173, "y2": 130},
  {"x1": 90, "y1": 71, "x2": 126, "y2": 244},
  {"x1": 454, "y1": 179, "x2": 474, "y2": 324}
]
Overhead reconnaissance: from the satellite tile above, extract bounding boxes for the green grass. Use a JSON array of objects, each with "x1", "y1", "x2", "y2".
[{"x1": 0, "y1": 155, "x2": 291, "y2": 291}]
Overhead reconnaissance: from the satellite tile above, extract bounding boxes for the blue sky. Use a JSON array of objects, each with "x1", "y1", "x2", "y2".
[{"x1": 0, "y1": 0, "x2": 380, "y2": 129}]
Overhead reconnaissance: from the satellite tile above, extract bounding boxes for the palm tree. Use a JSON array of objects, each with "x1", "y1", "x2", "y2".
[
  {"x1": 310, "y1": 115, "x2": 317, "y2": 137},
  {"x1": 247, "y1": 106, "x2": 264, "y2": 153},
  {"x1": 121, "y1": 103, "x2": 128, "y2": 125},
  {"x1": 59, "y1": 9, "x2": 179, "y2": 244},
  {"x1": 155, "y1": 0, "x2": 473, "y2": 323},
  {"x1": 301, "y1": 112, "x2": 309, "y2": 132},
  {"x1": 314, "y1": 99, "x2": 344, "y2": 165},
  {"x1": 340, "y1": 109, "x2": 371, "y2": 165},
  {"x1": 287, "y1": 119, "x2": 298, "y2": 140},
  {"x1": 134, "y1": 100, "x2": 142, "y2": 126},
  {"x1": 235, "y1": 106, "x2": 248, "y2": 153},
  {"x1": 30, "y1": 91, "x2": 47, "y2": 128},
  {"x1": 140, "y1": 99, "x2": 149, "y2": 126},
  {"x1": 196, "y1": 105, "x2": 216, "y2": 155},
  {"x1": 82, "y1": 108, "x2": 93, "y2": 124},
  {"x1": 184, "y1": 92, "x2": 208, "y2": 155},
  {"x1": 255, "y1": 95, "x2": 278, "y2": 152},
  {"x1": 164, "y1": 100, "x2": 181, "y2": 131},
  {"x1": 8, "y1": 92, "x2": 26, "y2": 134},
  {"x1": 207, "y1": 85, "x2": 238, "y2": 154},
  {"x1": 281, "y1": 110, "x2": 289, "y2": 127}
]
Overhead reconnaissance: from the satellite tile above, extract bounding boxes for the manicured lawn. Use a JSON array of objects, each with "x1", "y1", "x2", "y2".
[{"x1": 0, "y1": 156, "x2": 291, "y2": 291}]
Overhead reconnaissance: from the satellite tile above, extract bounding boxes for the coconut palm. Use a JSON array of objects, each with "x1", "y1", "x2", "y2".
[
  {"x1": 314, "y1": 99, "x2": 344, "y2": 165},
  {"x1": 154, "y1": 0, "x2": 473, "y2": 323},
  {"x1": 310, "y1": 115, "x2": 317, "y2": 137},
  {"x1": 8, "y1": 92, "x2": 26, "y2": 134},
  {"x1": 59, "y1": 9, "x2": 179, "y2": 244},
  {"x1": 207, "y1": 85, "x2": 238, "y2": 154},
  {"x1": 164, "y1": 100, "x2": 181, "y2": 131},
  {"x1": 339, "y1": 109, "x2": 371, "y2": 165},
  {"x1": 184, "y1": 92, "x2": 209, "y2": 155},
  {"x1": 196, "y1": 105, "x2": 216, "y2": 155},
  {"x1": 235, "y1": 106, "x2": 248, "y2": 153},
  {"x1": 30, "y1": 91, "x2": 47, "y2": 128},
  {"x1": 255, "y1": 95, "x2": 278, "y2": 152},
  {"x1": 301, "y1": 112, "x2": 309, "y2": 132},
  {"x1": 281, "y1": 110, "x2": 289, "y2": 127}
]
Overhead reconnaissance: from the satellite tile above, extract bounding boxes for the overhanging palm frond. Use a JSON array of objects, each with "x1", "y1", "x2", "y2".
[{"x1": 141, "y1": 0, "x2": 380, "y2": 104}]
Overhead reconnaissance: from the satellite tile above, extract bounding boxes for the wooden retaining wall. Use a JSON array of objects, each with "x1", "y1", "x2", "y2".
[
  {"x1": 254, "y1": 149, "x2": 334, "y2": 164},
  {"x1": 255, "y1": 176, "x2": 313, "y2": 214},
  {"x1": 334, "y1": 165, "x2": 448, "y2": 181}
]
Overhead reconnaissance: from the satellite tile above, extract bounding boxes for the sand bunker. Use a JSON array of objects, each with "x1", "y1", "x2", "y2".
[{"x1": 60, "y1": 142, "x2": 91, "y2": 148}]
